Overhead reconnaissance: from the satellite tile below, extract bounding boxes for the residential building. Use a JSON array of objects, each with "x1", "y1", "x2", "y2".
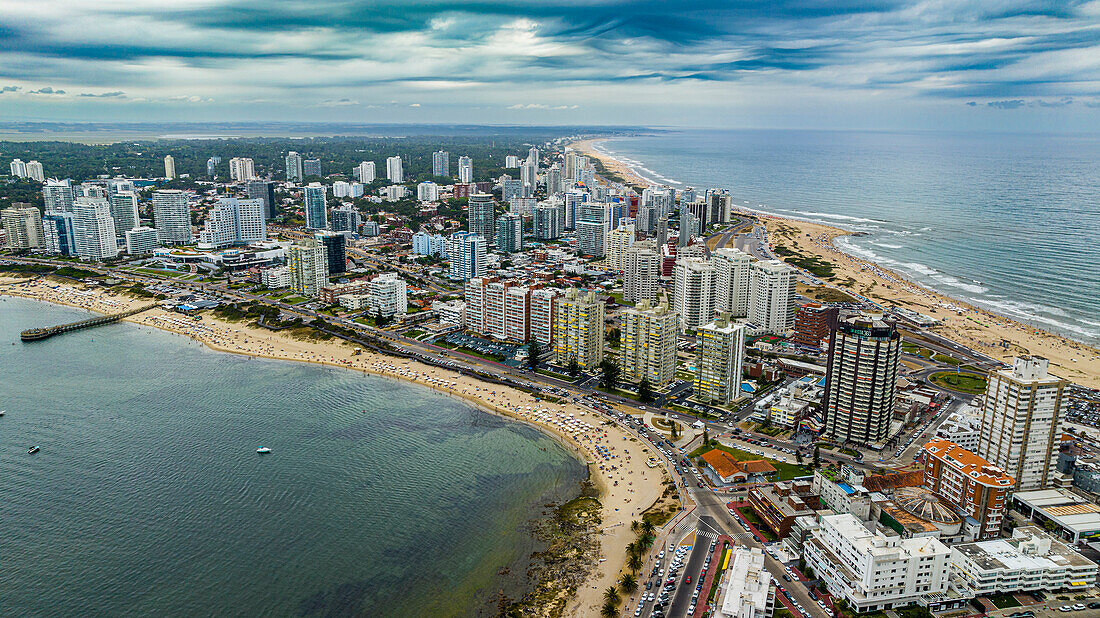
[
  {"x1": 152, "y1": 189, "x2": 192, "y2": 245},
  {"x1": 43, "y1": 178, "x2": 75, "y2": 212},
  {"x1": 330, "y1": 206, "x2": 362, "y2": 235},
  {"x1": 286, "y1": 151, "x2": 304, "y2": 182},
  {"x1": 303, "y1": 158, "x2": 322, "y2": 177},
  {"x1": 468, "y1": 193, "x2": 496, "y2": 241},
  {"x1": 261, "y1": 266, "x2": 292, "y2": 289},
  {"x1": 206, "y1": 156, "x2": 221, "y2": 178},
  {"x1": 793, "y1": 302, "x2": 838, "y2": 349},
  {"x1": 694, "y1": 313, "x2": 746, "y2": 405},
  {"x1": 950, "y1": 526, "x2": 1098, "y2": 596},
  {"x1": 823, "y1": 312, "x2": 901, "y2": 447},
  {"x1": 623, "y1": 241, "x2": 661, "y2": 304},
  {"x1": 448, "y1": 231, "x2": 486, "y2": 281},
  {"x1": 606, "y1": 224, "x2": 635, "y2": 270},
  {"x1": 125, "y1": 226, "x2": 159, "y2": 255},
  {"x1": 553, "y1": 289, "x2": 605, "y2": 369},
  {"x1": 714, "y1": 247, "x2": 752, "y2": 317},
  {"x1": 356, "y1": 161, "x2": 376, "y2": 183},
  {"x1": 9, "y1": 158, "x2": 26, "y2": 177},
  {"x1": 318, "y1": 281, "x2": 373, "y2": 304},
  {"x1": 978, "y1": 356, "x2": 1067, "y2": 491},
  {"x1": 576, "y1": 219, "x2": 606, "y2": 258},
  {"x1": 530, "y1": 288, "x2": 559, "y2": 347},
  {"x1": 383, "y1": 185, "x2": 407, "y2": 201},
  {"x1": 1009, "y1": 489, "x2": 1100, "y2": 545},
  {"x1": 367, "y1": 272, "x2": 407, "y2": 317},
  {"x1": 246, "y1": 180, "x2": 277, "y2": 219},
  {"x1": 701, "y1": 449, "x2": 777, "y2": 484},
  {"x1": 748, "y1": 259, "x2": 797, "y2": 334},
  {"x1": 813, "y1": 466, "x2": 873, "y2": 520},
  {"x1": 673, "y1": 257, "x2": 716, "y2": 330},
  {"x1": 386, "y1": 156, "x2": 403, "y2": 182},
  {"x1": 314, "y1": 231, "x2": 346, "y2": 276},
  {"x1": 25, "y1": 160, "x2": 44, "y2": 182},
  {"x1": 714, "y1": 547, "x2": 775, "y2": 618},
  {"x1": 108, "y1": 191, "x2": 140, "y2": 236},
  {"x1": 458, "y1": 155, "x2": 473, "y2": 183},
  {"x1": 199, "y1": 198, "x2": 266, "y2": 248},
  {"x1": 1, "y1": 206, "x2": 44, "y2": 249},
  {"x1": 163, "y1": 155, "x2": 176, "y2": 179},
  {"x1": 620, "y1": 299, "x2": 678, "y2": 388},
  {"x1": 505, "y1": 155, "x2": 520, "y2": 168},
  {"x1": 495, "y1": 213, "x2": 523, "y2": 253},
  {"x1": 432, "y1": 299, "x2": 466, "y2": 326},
  {"x1": 303, "y1": 183, "x2": 327, "y2": 230},
  {"x1": 934, "y1": 412, "x2": 982, "y2": 453},
  {"x1": 804, "y1": 513, "x2": 950, "y2": 613},
  {"x1": 42, "y1": 211, "x2": 76, "y2": 256},
  {"x1": 432, "y1": 150, "x2": 449, "y2": 177},
  {"x1": 288, "y1": 240, "x2": 329, "y2": 298},
  {"x1": 412, "y1": 231, "x2": 445, "y2": 256},
  {"x1": 417, "y1": 181, "x2": 439, "y2": 203},
  {"x1": 229, "y1": 157, "x2": 255, "y2": 181},
  {"x1": 748, "y1": 481, "x2": 822, "y2": 538},
  {"x1": 72, "y1": 197, "x2": 119, "y2": 261},
  {"x1": 533, "y1": 204, "x2": 563, "y2": 239},
  {"x1": 922, "y1": 438, "x2": 1014, "y2": 540}
]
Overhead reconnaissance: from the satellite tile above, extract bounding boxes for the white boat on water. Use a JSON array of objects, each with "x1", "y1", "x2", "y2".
[{"x1": 256, "y1": 447, "x2": 272, "y2": 454}]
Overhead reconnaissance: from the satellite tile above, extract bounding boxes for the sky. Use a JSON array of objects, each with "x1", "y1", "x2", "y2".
[{"x1": 1, "y1": 0, "x2": 1099, "y2": 131}]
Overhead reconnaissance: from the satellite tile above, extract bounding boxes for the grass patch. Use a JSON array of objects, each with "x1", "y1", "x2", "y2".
[
  {"x1": 739, "y1": 508, "x2": 778, "y2": 541},
  {"x1": 988, "y1": 593, "x2": 1022, "y2": 609},
  {"x1": 689, "y1": 443, "x2": 811, "y2": 481},
  {"x1": 932, "y1": 352, "x2": 964, "y2": 366},
  {"x1": 929, "y1": 371, "x2": 988, "y2": 395},
  {"x1": 594, "y1": 385, "x2": 640, "y2": 401},
  {"x1": 536, "y1": 367, "x2": 574, "y2": 380},
  {"x1": 772, "y1": 244, "x2": 836, "y2": 279}
]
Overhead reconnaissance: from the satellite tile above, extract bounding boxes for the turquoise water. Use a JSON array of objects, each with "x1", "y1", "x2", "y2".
[
  {"x1": 600, "y1": 129, "x2": 1100, "y2": 345},
  {"x1": 0, "y1": 296, "x2": 585, "y2": 617}
]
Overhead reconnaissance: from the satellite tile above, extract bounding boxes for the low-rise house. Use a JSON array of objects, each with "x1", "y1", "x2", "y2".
[{"x1": 950, "y1": 526, "x2": 1098, "y2": 596}]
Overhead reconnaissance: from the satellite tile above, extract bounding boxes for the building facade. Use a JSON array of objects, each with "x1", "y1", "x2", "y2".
[
  {"x1": 714, "y1": 247, "x2": 752, "y2": 317},
  {"x1": 822, "y1": 312, "x2": 901, "y2": 447},
  {"x1": 673, "y1": 257, "x2": 716, "y2": 330},
  {"x1": 748, "y1": 259, "x2": 797, "y2": 334},
  {"x1": 447, "y1": 232, "x2": 487, "y2": 281},
  {"x1": 153, "y1": 189, "x2": 191, "y2": 245},
  {"x1": 553, "y1": 289, "x2": 605, "y2": 369},
  {"x1": 694, "y1": 314, "x2": 746, "y2": 405},
  {"x1": 922, "y1": 438, "x2": 1014, "y2": 540},
  {"x1": 620, "y1": 299, "x2": 678, "y2": 388},
  {"x1": 288, "y1": 240, "x2": 329, "y2": 298}
]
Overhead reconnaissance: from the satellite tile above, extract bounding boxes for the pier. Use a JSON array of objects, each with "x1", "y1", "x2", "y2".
[{"x1": 20, "y1": 304, "x2": 160, "y2": 342}]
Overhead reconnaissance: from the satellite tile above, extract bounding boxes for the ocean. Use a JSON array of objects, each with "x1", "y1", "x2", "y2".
[
  {"x1": 596, "y1": 129, "x2": 1100, "y2": 345},
  {"x1": 0, "y1": 296, "x2": 586, "y2": 617}
]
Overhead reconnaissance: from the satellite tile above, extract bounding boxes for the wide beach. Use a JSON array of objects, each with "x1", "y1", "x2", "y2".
[
  {"x1": 0, "y1": 275, "x2": 671, "y2": 617},
  {"x1": 571, "y1": 138, "x2": 1100, "y2": 389}
]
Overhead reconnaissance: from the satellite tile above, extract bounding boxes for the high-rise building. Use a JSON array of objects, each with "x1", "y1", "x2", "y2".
[
  {"x1": 417, "y1": 181, "x2": 439, "y2": 203},
  {"x1": 505, "y1": 155, "x2": 521, "y2": 168},
  {"x1": 709, "y1": 190, "x2": 732, "y2": 224},
  {"x1": 546, "y1": 164, "x2": 563, "y2": 195},
  {"x1": 694, "y1": 313, "x2": 746, "y2": 405},
  {"x1": 42, "y1": 211, "x2": 76, "y2": 255},
  {"x1": 678, "y1": 211, "x2": 698, "y2": 247},
  {"x1": 386, "y1": 156, "x2": 403, "y2": 183},
  {"x1": 620, "y1": 298, "x2": 678, "y2": 388},
  {"x1": 977, "y1": 356, "x2": 1067, "y2": 491},
  {"x1": 199, "y1": 198, "x2": 266, "y2": 248},
  {"x1": 606, "y1": 224, "x2": 635, "y2": 271},
  {"x1": 623, "y1": 241, "x2": 661, "y2": 304},
  {"x1": 1, "y1": 205, "x2": 44, "y2": 249},
  {"x1": 43, "y1": 178, "x2": 75, "y2": 213},
  {"x1": 533, "y1": 204, "x2": 563, "y2": 240},
  {"x1": 822, "y1": 312, "x2": 901, "y2": 446},
  {"x1": 520, "y1": 159, "x2": 537, "y2": 193},
  {"x1": 152, "y1": 190, "x2": 191, "y2": 245},
  {"x1": 448, "y1": 231, "x2": 486, "y2": 281},
  {"x1": 246, "y1": 180, "x2": 277, "y2": 219},
  {"x1": 367, "y1": 272, "x2": 407, "y2": 316},
  {"x1": 553, "y1": 289, "x2": 605, "y2": 369},
  {"x1": 673, "y1": 257, "x2": 716, "y2": 330},
  {"x1": 715, "y1": 547, "x2": 775, "y2": 618},
  {"x1": 457, "y1": 156, "x2": 473, "y2": 183},
  {"x1": 495, "y1": 212, "x2": 523, "y2": 253},
  {"x1": 25, "y1": 160, "x2": 44, "y2": 182},
  {"x1": 467, "y1": 192, "x2": 496, "y2": 241},
  {"x1": 356, "y1": 161, "x2": 376, "y2": 184},
  {"x1": 303, "y1": 183, "x2": 327, "y2": 230},
  {"x1": 288, "y1": 240, "x2": 329, "y2": 298},
  {"x1": 748, "y1": 259, "x2": 797, "y2": 334},
  {"x1": 530, "y1": 288, "x2": 559, "y2": 347},
  {"x1": 713, "y1": 248, "x2": 752, "y2": 317},
  {"x1": 330, "y1": 205, "x2": 362, "y2": 235},
  {"x1": 302, "y1": 158, "x2": 321, "y2": 177},
  {"x1": 229, "y1": 157, "x2": 255, "y2": 181},
  {"x1": 163, "y1": 155, "x2": 176, "y2": 179},
  {"x1": 9, "y1": 158, "x2": 27, "y2": 178},
  {"x1": 285, "y1": 151, "x2": 304, "y2": 182},
  {"x1": 792, "y1": 302, "x2": 837, "y2": 349},
  {"x1": 432, "y1": 150, "x2": 449, "y2": 177},
  {"x1": 921, "y1": 438, "x2": 1014, "y2": 540},
  {"x1": 502, "y1": 177, "x2": 523, "y2": 204},
  {"x1": 314, "y1": 231, "x2": 346, "y2": 276},
  {"x1": 125, "y1": 226, "x2": 159, "y2": 255},
  {"x1": 108, "y1": 191, "x2": 140, "y2": 236},
  {"x1": 72, "y1": 197, "x2": 118, "y2": 260},
  {"x1": 206, "y1": 156, "x2": 221, "y2": 178}
]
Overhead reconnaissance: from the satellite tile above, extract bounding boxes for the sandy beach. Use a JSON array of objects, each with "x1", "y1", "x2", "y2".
[
  {"x1": 0, "y1": 276, "x2": 670, "y2": 617},
  {"x1": 571, "y1": 138, "x2": 1100, "y2": 389}
]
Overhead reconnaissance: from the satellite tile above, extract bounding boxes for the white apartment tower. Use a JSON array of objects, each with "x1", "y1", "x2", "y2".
[
  {"x1": 163, "y1": 155, "x2": 176, "y2": 179},
  {"x1": 367, "y1": 272, "x2": 408, "y2": 317},
  {"x1": 152, "y1": 190, "x2": 191, "y2": 245},
  {"x1": 288, "y1": 240, "x2": 329, "y2": 298},
  {"x1": 977, "y1": 356, "x2": 1067, "y2": 490},
  {"x1": 1, "y1": 206, "x2": 44, "y2": 249},
  {"x1": 822, "y1": 312, "x2": 901, "y2": 446},
  {"x1": 673, "y1": 257, "x2": 716, "y2": 330},
  {"x1": 714, "y1": 247, "x2": 753, "y2": 317},
  {"x1": 9, "y1": 158, "x2": 26, "y2": 177},
  {"x1": 229, "y1": 157, "x2": 255, "y2": 181},
  {"x1": 108, "y1": 191, "x2": 141, "y2": 236},
  {"x1": 606, "y1": 224, "x2": 635, "y2": 270},
  {"x1": 694, "y1": 313, "x2": 747, "y2": 405},
  {"x1": 286, "y1": 151, "x2": 304, "y2": 182},
  {"x1": 458, "y1": 156, "x2": 473, "y2": 183},
  {"x1": 748, "y1": 259, "x2": 797, "y2": 334},
  {"x1": 25, "y1": 160, "x2": 44, "y2": 182},
  {"x1": 386, "y1": 156, "x2": 403, "y2": 183},
  {"x1": 620, "y1": 298, "x2": 679, "y2": 388},
  {"x1": 43, "y1": 178, "x2": 75, "y2": 212},
  {"x1": 623, "y1": 241, "x2": 662, "y2": 304},
  {"x1": 553, "y1": 289, "x2": 605, "y2": 370},
  {"x1": 356, "y1": 161, "x2": 376, "y2": 183},
  {"x1": 448, "y1": 232, "x2": 487, "y2": 281},
  {"x1": 72, "y1": 197, "x2": 119, "y2": 261},
  {"x1": 432, "y1": 150, "x2": 449, "y2": 177},
  {"x1": 199, "y1": 198, "x2": 266, "y2": 248}
]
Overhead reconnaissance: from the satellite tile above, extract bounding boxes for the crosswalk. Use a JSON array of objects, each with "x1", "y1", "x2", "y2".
[{"x1": 697, "y1": 530, "x2": 719, "y2": 541}]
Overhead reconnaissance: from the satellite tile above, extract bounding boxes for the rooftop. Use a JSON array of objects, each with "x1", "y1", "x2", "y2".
[
  {"x1": 953, "y1": 526, "x2": 1097, "y2": 572},
  {"x1": 861, "y1": 471, "x2": 924, "y2": 492},
  {"x1": 923, "y1": 437, "x2": 1015, "y2": 487}
]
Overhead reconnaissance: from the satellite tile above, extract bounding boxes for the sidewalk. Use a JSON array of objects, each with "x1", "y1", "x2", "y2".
[{"x1": 692, "y1": 535, "x2": 734, "y2": 618}]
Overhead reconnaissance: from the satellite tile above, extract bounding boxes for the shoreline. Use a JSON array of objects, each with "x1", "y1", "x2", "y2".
[
  {"x1": 0, "y1": 277, "x2": 669, "y2": 617},
  {"x1": 571, "y1": 137, "x2": 1100, "y2": 388}
]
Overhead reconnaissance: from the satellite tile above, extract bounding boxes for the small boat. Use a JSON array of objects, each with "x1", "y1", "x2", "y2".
[
  {"x1": 28, "y1": 446, "x2": 39, "y2": 454},
  {"x1": 256, "y1": 447, "x2": 272, "y2": 454},
  {"x1": 0, "y1": 410, "x2": 5, "y2": 416}
]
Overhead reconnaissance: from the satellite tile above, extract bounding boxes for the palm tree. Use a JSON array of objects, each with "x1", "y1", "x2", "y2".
[
  {"x1": 641, "y1": 519, "x2": 656, "y2": 538},
  {"x1": 603, "y1": 586, "x2": 620, "y2": 605},
  {"x1": 620, "y1": 573, "x2": 638, "y2": 593},
  {"x1": 600, "y1": 600, "x2": 618, "y2": 618},
  {"x1": 627, "y1": 552, "x2": 643, "y2": 572},
  {"x1": 626, "y1": 540, "x2": 639, "y2": 557},
  {"x1": 630, "y1": 520, "x2": 640, "y2": 532}
]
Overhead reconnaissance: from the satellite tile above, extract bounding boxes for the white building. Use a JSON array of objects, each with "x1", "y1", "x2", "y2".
[
  {"x1": 620, "y1": 298, "x2": 678, "y2": 388},
  {"x1": 153, "y1": 189, "x2": 192, "y2": 245},
  {"x1": 43, "y1": 178, "x2": 75, "y2": 212},
  {"x1": 163, "y1": 155, "x2": 176, "y2": 179},
  {"x1": 748, "y1": 259, "x2": 797, "y2": 334},
  {"x1": 108, "y1": 191, "x2": 140, "y2": 236},
  {"x1": 411, "y1": 231, "x2": 445, "y2": 256},
  {"x1": 286, "y1": 151, "x2": 304, "y2": 182},
  {"x1": 432, "y1": 150, "x2": 449, "y2": 177},
  {"x1": 199, "y1": 198, "x2": 266, "y2": 248},
  {"x1": 228, "y1": 157, "x2": 255, "y2": 181},
  {"x1": 386, "y1": 156, "x2": 403, "y2": 182},
  {"x1": 950, "y1": 526, "x2": 1098, "y2": 596},
  {"x1": 978, "y1": 356, "x2": 1067, "y2": 491},
  {"x1": 417, "y1": 181, "x2": 439, "y2": 203},
  {"x1": 934, "y1": 411, "x2": 982, "y2": 453},
  {"x1": 432, "y1": 299, "x2": 466, "y2": 326},
  {"x1": 330, "y1": 206, "x2": 362, "y2": 235},
  {"x1": 9, "y1": 158, "x2": 26, "y2": 177},
  {"x1": 72, "y1": 197, "x2": 119, "y2": 261},
  {"x1": 458, "y1": 155, "x2": 473, "y2": 183},
  {"x1": 125, "y1": 226, "x2": 159, "y2": 255},
  {"x1": 673, "y1": 257, "x2": 716, "y2": 330},
  {"x1": 714, "y1": 247, "x2": 753, "y2": 317},
  {"x1": 605, "y1": 224, "x2": 635, "y2": 270},
  {"x1": 1, "y1": 206, "x2": 44, "y2": 249},
  {"x1": 694, "y1": 313, "x2": 746, "y2": 405},
  {"x1": 804, "y1": 514, "x2": 951, "y2": 613},
  {"x1": 383, "y1": 184, "x2": 408, "y2": 201},
  {"x1": 715, "y1": 547, "x2": 775, "y2": 618},
  {"x1": 553, "y1": 288, "x2": 605, "y2": 369},
  {"x1": 356, "y1": 161, "x2": 376, "y2": 183},
  {"x1": 367, "y1": 272, "x2": 408, "y2": 317},
  {"x1": 623, "y1": 241, "x2": 661, "y2": 304},
  {"x1": 25, "y1": 160, "x2": 44, "y2": 182},
  {"x1": 448, "y1": 232, "x2": 486, "y2": 281},
  {"x1": 288, "y1": 240, "x2": 329, "y2": 298}
]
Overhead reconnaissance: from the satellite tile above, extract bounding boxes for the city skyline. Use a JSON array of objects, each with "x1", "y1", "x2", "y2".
[{"x1": 0, "y1": 1, "x2": 1098, "y2": 131}]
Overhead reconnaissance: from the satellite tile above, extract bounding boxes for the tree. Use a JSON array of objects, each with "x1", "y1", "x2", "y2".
[
  {"x1": 641, "y1": 519, "x2": 656, "y2": 539},
  {"x1": 603, "y1": 586, "x2": 620, "y2": 605},
  {"x1": 813, "y1": 444, "x2": 821, "y2": 469},
  {"x1": 796, "y1": 450, "x2": 804, "y2": 465},
  {"x1": 638, "y1": 377, "x2": 654, "y2": 403},
  {"x1": 620, "y1": 573, "x2": 638, "y2": 593},
  {"x1": 607, "y1": 327, "x2": 621, "y2": 345},
  {"x1": 627, "y1": 552, "x2": 643, "y2": 572},
  {"x1": 567, "y1": 357, "x2": 581, "y2": 377},
  {"x1": 600, "y1": 600, "x2": 618, "y2": 618},
  {"x1": 630, "y1": 520, "x2": 640, "y2": 532},
  {"x1": 526, "y1": 339, "x2": 541, "y2": 370},
  {"x1": 703, "y1": 429, "x2": 710, "y2": 445},
  {"x1": 599, "y1": 359, "x2": 620, "y2": 389}
]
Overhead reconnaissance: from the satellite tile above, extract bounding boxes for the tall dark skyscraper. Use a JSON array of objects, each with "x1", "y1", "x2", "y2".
[
  {"x1": 314, "y1": 231, "x2": 347, "y2": 276},
  {"x1": 246, "y1": 180, "x2": 277, "y2": 220},
  {"x1": 822, "y1": 312, "x2": 901, "y2": 446}
]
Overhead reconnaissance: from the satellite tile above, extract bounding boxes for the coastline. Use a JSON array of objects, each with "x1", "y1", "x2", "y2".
[
  {"x1": 0, "y1": 276, "x2": 669, "y2": 617},
  {"x1": 571, "y1": 138, "x2": 1100, "y2": 388}
]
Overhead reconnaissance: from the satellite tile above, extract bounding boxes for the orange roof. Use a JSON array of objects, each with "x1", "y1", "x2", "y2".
[
  {"x1": 701, "y1": 449, "x2": 741, "y2": 479},
  {"x1": 738, "y1": 460, "x2": 778, "y2": 474},
  {"x1": 862, "y1": 471, "x2": 924, "y2": 492},
  {"x1": 922, "y1": 437, "x2": 1015, "y2": 487}
]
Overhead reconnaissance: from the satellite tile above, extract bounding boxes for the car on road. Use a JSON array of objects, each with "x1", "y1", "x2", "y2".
[
  {"x1": 1058, "y1": 606, "x2": 1073, "y2": 613},
  {"x1": 685, "y1": 576, "x2": 691, "y2": 584},
  {"x1": 1073, "y1": 604, "x2": 1086, "y2": 611}
]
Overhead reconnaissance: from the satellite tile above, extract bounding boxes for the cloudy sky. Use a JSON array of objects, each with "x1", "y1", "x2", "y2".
[{"x1": 1, "y1": 0, "x2": 1099, "y2": 130}]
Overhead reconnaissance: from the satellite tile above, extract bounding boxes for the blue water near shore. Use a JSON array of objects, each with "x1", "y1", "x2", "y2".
[
  {"x1": 597, "y1": 129, "x2": 1100, "y2": 345},
  {"x1": 0, "y1": 296, "x2": 585, "y2": 617}
]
